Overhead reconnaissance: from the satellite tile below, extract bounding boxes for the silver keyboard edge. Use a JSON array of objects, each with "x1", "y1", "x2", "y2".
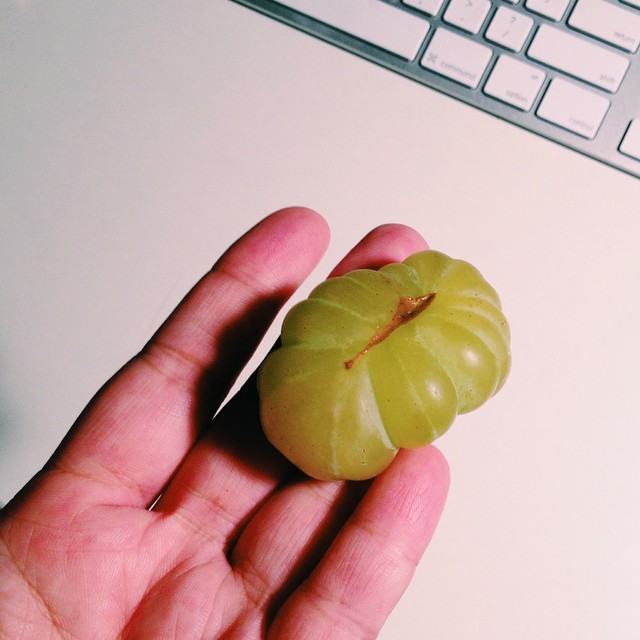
[{"x1": 230, "y1": 0, "x2": 640, "y2": 180}]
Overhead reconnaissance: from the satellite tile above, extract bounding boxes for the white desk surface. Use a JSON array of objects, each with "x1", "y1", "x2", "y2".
[{"x1": 2, "y1": 2, "x2": 640, "y2": 638}]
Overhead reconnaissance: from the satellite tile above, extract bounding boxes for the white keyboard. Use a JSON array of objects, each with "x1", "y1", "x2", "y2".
[{"x1": 233, "y1": 0, "x2": 640, "y2": 178}]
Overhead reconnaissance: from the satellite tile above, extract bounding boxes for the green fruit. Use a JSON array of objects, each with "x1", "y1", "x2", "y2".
[{"x1": 258, "y1": 250, "x2": 511, "y2": 480}]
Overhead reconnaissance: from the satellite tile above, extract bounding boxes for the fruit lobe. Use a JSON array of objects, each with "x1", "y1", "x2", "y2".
[{"x1": 258, "y1": 250, "x2": 511, "y2": 480}]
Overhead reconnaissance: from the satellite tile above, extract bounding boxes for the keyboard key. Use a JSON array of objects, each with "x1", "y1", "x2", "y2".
[
  {"x1": 402, "y1": 0, "x2": 446, "y2": 17},
  {"x1": 421, "y1": 27, "x2": 493, "y2": 88},
  {"x1": 527, "y1": 24, "x2": 630, "y2": 92},
  {"x1": 485, "y1": 6, "x2": 534, "y2": 52},
  {"x1": 273, "y1": 0, "x2": 430, "y2": 60},
  {"x1": 536, "y1": 78, "x2": 610, "y2": 139},
  {"x1": 484, "y1": 55, "x2": 545, "y2": 110},
  {"x1": 524, "y1": 0, "x2": 572, "y2": 21},
  {"x1": 443, "y1": 0, "x2": 491, "y2": 35},
  {"x1": 619, "y1": 119, "x2": 640, "y2": 160},
  {"x1": 568, "y1": 0, "x2": 640, "y2": 54}
]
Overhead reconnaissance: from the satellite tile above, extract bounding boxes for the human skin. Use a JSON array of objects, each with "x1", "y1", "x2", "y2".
[{"x1": 0, "y1": 207, "x2": 449, "y2": 639}]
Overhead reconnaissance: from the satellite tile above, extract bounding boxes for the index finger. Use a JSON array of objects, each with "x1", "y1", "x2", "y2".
[{"x1": 45, "y1": 207, "x2": 331, "y2": 508}]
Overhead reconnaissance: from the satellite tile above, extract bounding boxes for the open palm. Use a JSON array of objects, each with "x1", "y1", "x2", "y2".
[{"x1": 0, "y1": 208, "x2": 449, "y2": 639}]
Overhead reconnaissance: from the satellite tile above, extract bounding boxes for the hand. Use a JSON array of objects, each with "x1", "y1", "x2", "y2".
[{"x1": 0, "y1": 207, "x2": 449, "y2": 639}]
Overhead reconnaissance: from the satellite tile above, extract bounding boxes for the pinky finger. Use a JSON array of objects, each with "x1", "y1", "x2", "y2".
[{"x1": 269, "y1": 446, "x2": 450, "y2": 639}]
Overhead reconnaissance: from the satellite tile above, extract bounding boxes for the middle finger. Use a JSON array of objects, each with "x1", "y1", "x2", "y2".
[{"x1": 155, "y1": 223, "x2": 429, "y2": 546}]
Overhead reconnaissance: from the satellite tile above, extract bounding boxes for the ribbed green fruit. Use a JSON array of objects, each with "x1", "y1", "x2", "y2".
[{"x1": 258, "y1": 250, "x2": 511, "y2": 480}]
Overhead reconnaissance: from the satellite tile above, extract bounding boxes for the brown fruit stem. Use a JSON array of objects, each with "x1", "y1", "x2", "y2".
[{"x1": 344, "y1": 293, "x2": 436, "y2": 370}]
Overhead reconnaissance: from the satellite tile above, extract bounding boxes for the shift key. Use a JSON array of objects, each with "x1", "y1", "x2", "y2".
[{"x1": 527, "y1": 24, "x2": 629, "y2": 92}]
